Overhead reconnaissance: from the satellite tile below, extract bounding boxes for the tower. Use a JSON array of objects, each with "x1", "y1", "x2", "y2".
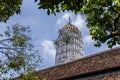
[{"x1": 55, "y1": 19, "x2": 84, "y2": 65}]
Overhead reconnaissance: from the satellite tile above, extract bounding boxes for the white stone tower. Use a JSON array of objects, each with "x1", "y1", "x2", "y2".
[{"x1": 55, "y1": 19, "x2": 84, "y2": 65}]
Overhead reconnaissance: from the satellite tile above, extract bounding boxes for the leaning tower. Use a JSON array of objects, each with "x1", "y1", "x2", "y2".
[{"x1": 55, "y1": 20, "x2": 84, "y2": 65}]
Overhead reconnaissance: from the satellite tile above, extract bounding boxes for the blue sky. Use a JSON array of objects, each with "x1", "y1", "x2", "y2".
[{"x1": 0, "y1": 0, "x2": 114, "y2": 70}]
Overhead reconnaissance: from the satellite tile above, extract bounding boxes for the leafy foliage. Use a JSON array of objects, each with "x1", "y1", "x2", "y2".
[
  {"x1": 1, "y1": 0, "x2": 120, "y2": 48},
  {"x1": 19, "y1": 72, "x2": 48, "y2": 80},
  {"x1": 0, "y1": 23, "x2": 41, "y2": 79},
  {"x1": 63, "y1": 34, "x2": 71, "y2": 44},
  {"x1": 37, "y1": 0, "x2": 120, "y2": 48},
  {"x1": 0, "y1": 0, "x2": 22, "y2": 22},
  {"x1": 54, "y1": 29, "x2": 71, "y2": 46},
  {"x1": 36, "y1": 0, "x2": 84, "y2": 15},
  {"x1": 20, "y1": 72, "x2": 40, "y2": 80}
]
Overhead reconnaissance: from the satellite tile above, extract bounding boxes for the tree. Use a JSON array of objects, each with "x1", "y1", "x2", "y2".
[
  {"x1": 0, "y1": 0, "x2": 120, "y2": 47},
  {"x1": 36, "y1": 0, "x2": 120, "y2": 48},
  {"x1": 0, "y1": 0, "x2": 22, "y2": 22},
  {"x1": 0, "y1": 23, "x2": 41, "y2": 80}
]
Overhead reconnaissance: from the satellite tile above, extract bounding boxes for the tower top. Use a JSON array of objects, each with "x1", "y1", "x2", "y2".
[
  {"x1": 63, "y1": 17, "x2": 79, "y2": 30},
  {"x1": 67, "y1": 16, "x2": 72, "y2": 25}
]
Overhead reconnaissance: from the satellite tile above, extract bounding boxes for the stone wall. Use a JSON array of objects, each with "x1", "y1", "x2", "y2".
[
  {"x1": 36, "y1": 47, "x2": 120, "y2": 80},
  {"x1": 85, "y1": 72, "x2": 120, "y2": 80},
  {"x1": 73, "y1": 69, "x2": 120, "y2": 80},
  {"x1": 93, "y1": 74, "x2": 120, "y2": 80}
]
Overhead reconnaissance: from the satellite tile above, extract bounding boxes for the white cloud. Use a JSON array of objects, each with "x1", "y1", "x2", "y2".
[
  {"x1": 72, "y1": 15, "x2": 86, "y2": 30},
  {"x1": 62, "y1": 12, "x2": 72, "y2": 20},
  {"x1": 83, "y1": 35, "x2": 94, "y2": 44},
  {"x1": 56, "y1": 12, "x2": 72, "y2": 25},
  {"x1": 41, "y1": 40, "x2": 56, "y2": 58},
  {"x1": 40, "y1": 40, "x2": 56, "y2": 68},
  {"x1": 56, "y1": 12, "x2": 86, "y2": 31},
  {"x1": 56, "y1": 19, "x2": 61, "y2": 25}
]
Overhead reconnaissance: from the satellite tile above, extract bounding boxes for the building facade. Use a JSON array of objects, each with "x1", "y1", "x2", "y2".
[
  {"x1": 36, "y1": 47, "x2": 120, "y2": 80},
  {"x1": 55, "y1": 23, "x2": 84, "y2": 65},
  {"x1": 14, "y1": 47, "x2": 120, "y2": 80}
]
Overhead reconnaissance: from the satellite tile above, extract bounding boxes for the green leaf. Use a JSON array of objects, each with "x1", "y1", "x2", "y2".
[
  {"x1": 47, "y1": 9, "x2": 50, "y2": 15},
  {"x1": 35, "y1": 0, "x2": 38, "y2": 2},
  {"x1": 0, "y1": 34, "x2": 3, "y2": 37}
]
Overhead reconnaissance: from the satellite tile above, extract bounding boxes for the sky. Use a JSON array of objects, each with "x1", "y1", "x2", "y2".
[{"x1": 0, "y1": 0, "x2": 116, "y2": 70}]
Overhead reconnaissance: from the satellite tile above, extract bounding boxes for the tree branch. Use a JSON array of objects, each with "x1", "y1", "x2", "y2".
[
  {"x1": 0, "y1": 47, "x2": 16, "y2": 50},
  {"x1": 0, "y1": 50, "x2": 12, "y2": 60},
  {"x1": 106, "y1": 0, "x2": 120, "y2": 14},
  {"x1": 0, "y1": 38, "x2": 11, "y2": 44},
  {"x1": 107, "y1": 30, "x2": 120, "y2": 39},
  {"x1": 112, "y1": 14, "x2": 120, "y2": 30},
  {"x1": 0, "y1": 47, "x2": 24, "y2": 54},
  {"x1": 1, "y1": 43, "x2": 11, "y2": 47}
]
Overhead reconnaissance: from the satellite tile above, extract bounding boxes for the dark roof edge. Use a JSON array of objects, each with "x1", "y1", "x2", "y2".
[
  {"x1": 37, "y1": 46, "x2": 120, "y2": 73},
  {"x1": 60, "y1": 65, "x2": 120, "y2": 79}
]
